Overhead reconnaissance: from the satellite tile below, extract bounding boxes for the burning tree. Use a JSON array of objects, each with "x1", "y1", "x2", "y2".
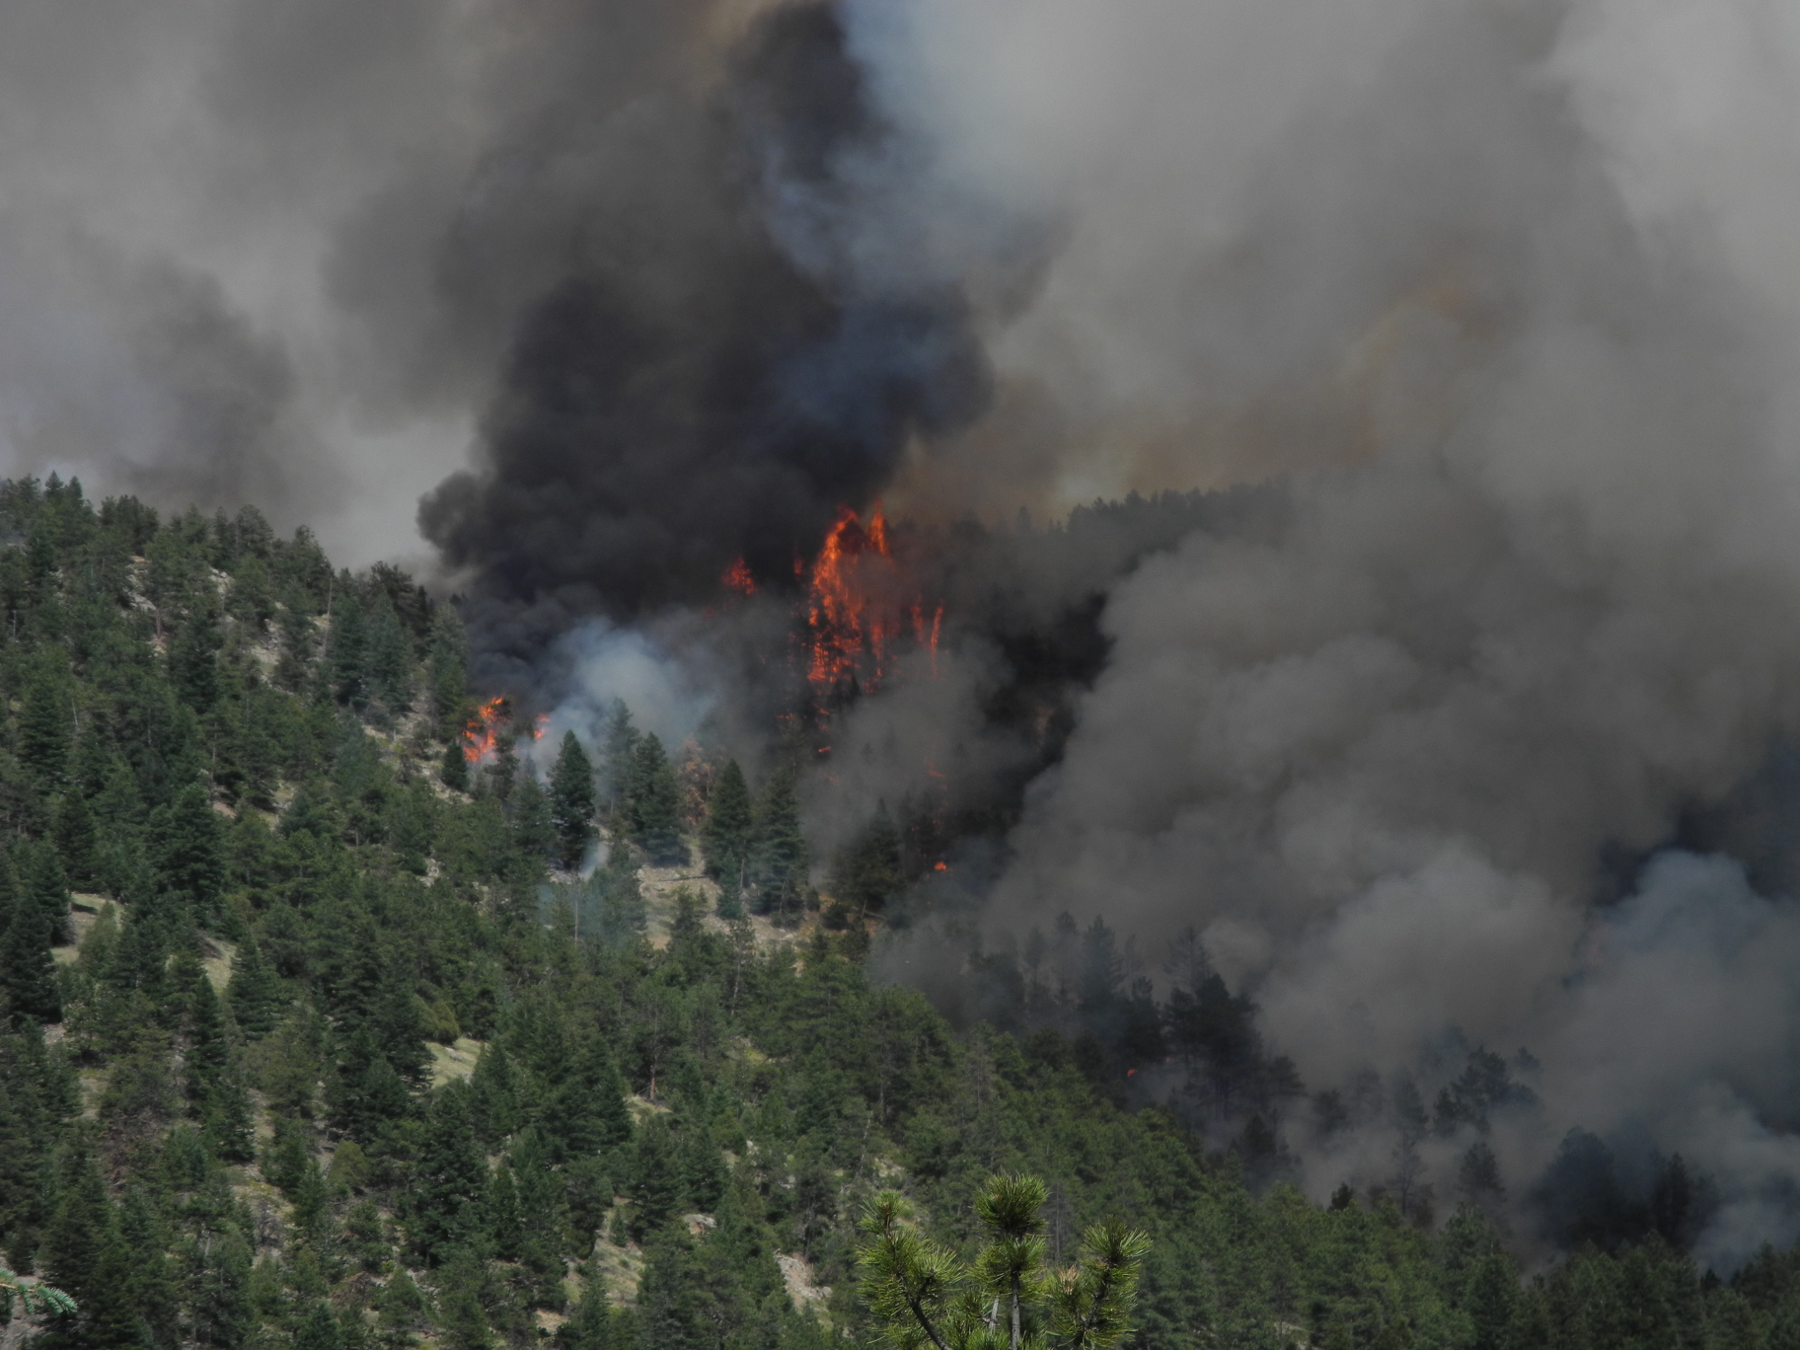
[{"x1": 804, "y1": 504, "x2": 943, "y2": 708}]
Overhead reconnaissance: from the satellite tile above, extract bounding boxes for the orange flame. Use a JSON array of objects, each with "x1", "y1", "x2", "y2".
[
  {"x1": 722, "y1": 556, "x2": 756, "y2": 595},
  {"x1": 803, "y1": 503, "x2": 942, "y2": 703},
  {"x1": 462, "y1": 696, "x2": 511, "y2": 764},
  {"x1": 806, "y1": 505, "x2": 885, "y2": 687}
]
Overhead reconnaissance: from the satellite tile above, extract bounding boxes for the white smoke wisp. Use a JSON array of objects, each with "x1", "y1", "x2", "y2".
[{"x1": 525, "y1": 619, "x2": 719, "y2": 780}]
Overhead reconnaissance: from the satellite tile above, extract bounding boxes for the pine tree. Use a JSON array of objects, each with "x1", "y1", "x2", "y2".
[
  {"x1": 0, "y1": 1030, "x2": 59, "y2": 1256},
  {"x1": 635, "y1": 1231, "x2": 707, "y2": 1350},
  {"x1": 490, "y1": 1164, "x2": 524, "y2": 1261},
  {"x1": 1458, "y1": 1141, "x2": 1506, "y2": 1212},
  {"x1": 509, "y1": 1131, "x2": 566, "y2": 1286},
  {"x1": 21, "y1": 841, "x2": 71, "y2": 947},
  {"x1": 562, "y1": 1271, "x2": 622, "y2": 1350},
  {"x1": 485, "y1": 736, "x2": 518, "y2": 804},
  {"x1": 50, "y1": 792, "x2": 98, "y2": 890},
  {"x1": 371, "y1": 978, "x2": 433, "y2": 1088},
  {"x1": 150, "y1": 782, "x2": 225, "y2": 916},
  {"x1": 428, "y1": 606, "x2": 469, "y2": 734},
  {"x1": 369, "y1": 592, "x2": 413, "y2": 712},
  {"x1": 627, "y1": 735, "x2": 685, "y2": 865},
  {"x1": 110, "y1": 900, "x2": 171, "y2": 1004},
  {"x1": 442, "y1": 738, "x2": 471, "y2": 793},
  {"x1": 293, "y1": 1158, "x2": 331, "y2": 1244},
  {"x1": 170, "y1": 603, "x2": 222, "y2": 712},
  {"x1": 625, "y1": 1117, "x2": 683, "y2": 1243},
  {"x1": 549, "y1": 732, "x2": 597, "y2": 869},
  {"x1": 678, "y1": 1124, "x2": 726, "y2": 1214},
  {"x1": 435, "y1": 1252, "x2": 495, "y2": 1350},
  {"x1": 25, "y1": 515, "x2": 58, "y2": 604},
  {"x1": 274, "y1": 586, "x2": 317, "y2": 692},
  {"x1": 750, "y1": 767, "x2": 807, "y2": 924},
  {"x1": 510, "y1": 776, "x2": 555, "y2": 863},
  {"x1": 94, "y1": 756, "x2": 146, "y2": 841},
  {"x1": 265, "y1": 1114, "x2": 312, "y2": 1197},
  {"x1": 0, "y1": 874, "x2": 60, "y2": 1024},
  {"x1": 187, "y1": 1227, "x2": 254, "y2": 1350},
  {"x1": 547, "y1": 1038, "x2": 633, "y2": 1165},
  {"x1": 563, "y1": 1157, "x2": 613, "y2": 1256},
  {"x1": 227, "y1": 936, "x2": 285, "y2": 1039},
  {"x1": 594, "y1": 843, "x2": 648, "y2": 948},
  {"x1": 145, "y1": 520, "x2": 203, "y2": 625},
  {"x1": 41, "y1": 1147, "x2": 111, "y2": 1308},
  {"x1": 327, "y1": 1028, "x2": 412, "y2": 1140},
  {"x1": 186, "y1": 970, "x2": 230, "y2": 1106},
  {"x1": 599, "y1": 701, "x2": 640, "y2": 816},
  {"x1": 296, "y1": 1299, "x2": 347, "y2": 1350},
  {"x1": 411, "y1": 1083, "x2": 490, "y2": 1266},
  {"x1": 329, "y1": 587, "x2": 370, "y2": 708},
  {"x1": 389, "y1": 782, "x2": 436, "y2": 874},
  {"x1": 700, "y1": 760, "x2": 753, "y2": 899},
  {"x1": 183, "y1": 967, "x2": 256, "y2": 1158},
  {"x1": 831, "y1": 801, "x2": 902, "y2": 921},
  {"x1": 72, "y1": 1225, "x2": 150, "y2": 1350},
  {"x1": 469, "y1": 1042, "x2": 520, "y2": 1148},
  {"x1": 17, "y1": 670, "x2": 69, "y2": 785},
  {"x1": 118, "y1": 1186, "x2": 180, "y2": 1347},
  {"x1": 206, "y1": 1066, "x2": 257, "y2": 1163},
  {"x1": 228, "y1": 553, "x2": 277, "y2": 628},
  {"x1": 376, "y1": 1270, "x2": 428, "y2": 1342},
  {"x1": 69, "y1": 724, "x2": 111, "y2": 799}
]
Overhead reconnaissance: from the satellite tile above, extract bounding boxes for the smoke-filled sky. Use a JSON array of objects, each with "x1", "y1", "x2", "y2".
[
  {"x1": 862, "y1": 0, "x2": 1800, "y2": 1268},
  {"x1": 13, "y1": 0, "x2": 1800, "y2": 1267}
]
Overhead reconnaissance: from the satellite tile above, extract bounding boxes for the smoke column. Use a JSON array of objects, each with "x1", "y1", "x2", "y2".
[
  {"x1": 826, "y1": 0, "x2": 1800, "y2": 1268},
  {"x1": 0, "y1": 0, "x2": 1014, "y2": 572},
  {"x1": 419, "y1": 4, "x2": 1002, "y2": 647}
]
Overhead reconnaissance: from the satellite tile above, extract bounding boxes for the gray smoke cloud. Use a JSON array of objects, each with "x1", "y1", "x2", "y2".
[
  {"x1": 0, "y1": 0, "x2": 482, "y2": 556},
  {"x1": 0, "y1": 1, "x2": 830, "y2": 563},
  {"x1": 808, "y1": 0, "x2": 1800, "y2": 1264}
]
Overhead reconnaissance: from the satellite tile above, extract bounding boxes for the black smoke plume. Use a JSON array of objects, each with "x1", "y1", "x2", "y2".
[{"x1": 419, "y1": 4, "x2": 992, "y2": 668}]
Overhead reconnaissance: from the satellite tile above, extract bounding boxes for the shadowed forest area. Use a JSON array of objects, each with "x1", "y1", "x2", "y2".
[{"x1": 1, "y1": 474, "x2": 1799, "y2": 1350}]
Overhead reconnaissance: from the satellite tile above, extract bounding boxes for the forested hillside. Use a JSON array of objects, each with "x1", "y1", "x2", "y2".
[{"x1": 3, "y1": 474, "x2": 1800, "y2": 1350}]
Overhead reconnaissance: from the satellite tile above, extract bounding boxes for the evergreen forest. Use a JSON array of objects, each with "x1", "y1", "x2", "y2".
[{"x1": 2, "y1": 474, "x2": 1800, "y2": 1350}]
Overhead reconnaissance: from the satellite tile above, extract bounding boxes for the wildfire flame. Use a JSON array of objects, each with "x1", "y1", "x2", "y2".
[
  {"x1": 461, "y1": 696, "x2": 542, "y2": 764},
  {"x1": 462, "y1": 696, "x2": 507, "y2": 764},
  {"x1": 722, "y1": 555, "x2": 756, "y2": 595},
  {"x1": 804, "y1": 503, "x2": 942, "y2": 700}
]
